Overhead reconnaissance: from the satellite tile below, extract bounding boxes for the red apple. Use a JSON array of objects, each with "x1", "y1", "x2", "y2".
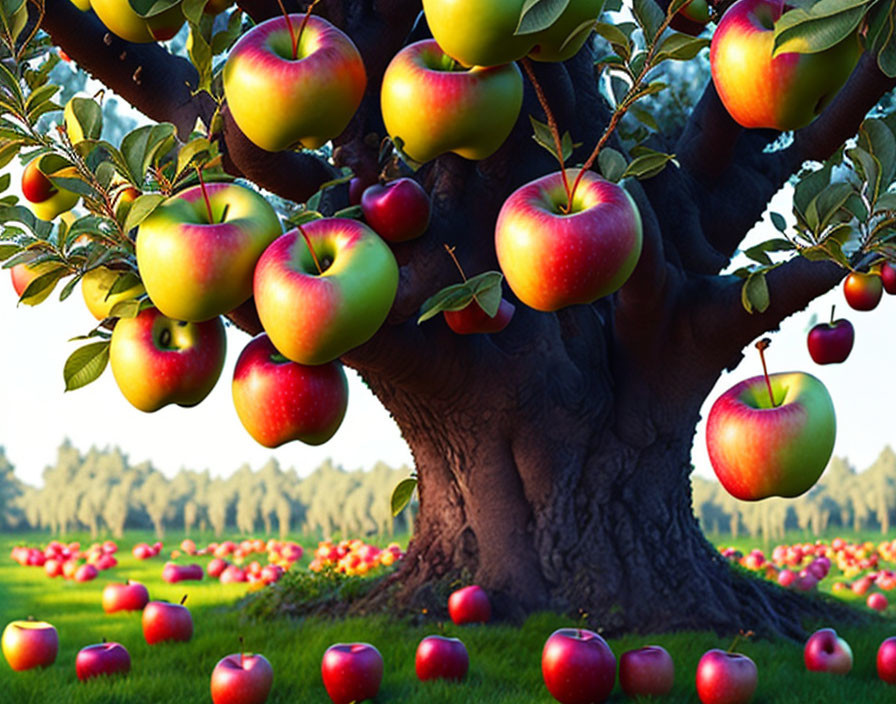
[
  {"x1": 321, "y1": 643, "x2": 383, "y2": 704},
  {"x1": 208, "y1": 558, "x2": 229, "y2": 578},
  {"x1": 361, "y1": 178, "x2": 431, "y2": 243},
  {"x1": 619, "y1": 645, "x2": 675, "y2": 697},
  {"x1": 804, "y1": 628, "x2": 853, "y2": 674},
  {"x1": 102, "y1": 581, "x2": 150, "y2": 613},
  {"x1": 881, "y1": 261, "x2": 896, "y2": 294},
  {"x1": 220, "y1": 565, "x2": 248, "y2": 583},
  {"x1": 696, "y1": 649, "x2": 757, "y2": 704},
  {"x1": 211, "y1": 652, "x2": 274, "y2": 704},
  {"x1": 76, "y1": 642, "x2": 130, "y2": 680},
  {"x1": 443, "y1": 298, "x2": 515, "y2": 335},
  {"x1": 21, "y1": 158, "x2": 79, "y2": 221},
  {"x1": 74, "y1": 563, "x2": 98, "y2": 582},
  {"x1": 142, "y1": 599, "x2": 193, "y2": 645},
  {"x1": 869, "y1": 593, "x2": 889, "y2": 611},
  {"x1": 495, "y1": 170, "x2": 643, "y2": 312},
  {"x1": 415, "y1": 635, "x2": 469, "y2": 681},
  {"x1": 232, "y1": 334, "x2": 349, "y2": 448},
  {"x1": 44, "y1": 559, "x2": 64, "y2": 578},
  {"x1": 2, "y1": 620, "x2": 58, "y2": 671},
  {"x1": 807, "y1": 313, "x2": 853, "y2": 365},
  {"x1": 542, "y1": 628, "x2": 616, "y2": 704},
  {"x1": 448, "y1": 585, "x2": 491, "y2": 625},
  {"x1": 162, "y1": 563, "x2": 204, "y2": 583},
  {"x1": 843, "y1": 271, "x2": 883, "y2": 311},
  {"x1": 878, "y1": 637, "x2": 896, "y2": 684}
]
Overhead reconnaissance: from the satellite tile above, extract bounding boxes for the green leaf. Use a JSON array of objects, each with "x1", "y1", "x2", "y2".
[
  {"x1": 598, "y1": 147, "x2": 627, "y2": 182},
  {"x1": 593, "y1": 22, "x2": 632, "y2": 61},
  {"x1": 58, "y1": 273, "x2": 82, "y2": 302},
  {"x1": 633, "y1": 0, "x2": 665, "y2": 39},
  {"x1": 741, "y1": 272, "x2": 770, "y2": 314},
  {"x1": 742, "y1": 246, "x2": 772, "y2": 265},
  {"x1": 418, "y1": 271, "x2": 504, "y2": 323},
  {"x1": 558, "y1": 17, "x2": 599, "y2": 54},
  {"x1": 0, "y1": 242, "x2": 19, "y2": 261},
  {"x1": 67, "y1": 96, "x2": 103, "y2": 141},
  {"x1": 653, "y1": 33, "x2": 710, "y2": 63},
  {"x1": 876, "y1": 191, "x2": 896, "y2": 211},
  {"x1": 182, "y1": 0, "x2": 206, "y2": 24},
  {"x1": 621, "y1": 150, "x2": 675, "y2": 180},
  {"x1": 865, "y1": 0, "x2": 896, "y2": 77},
  {"x1": 390, "y1": 477, "x2": 417, "y2": 517},
  {"x1": 333, "y1": 205, "x2": 363, "y2": 220},
  {"x1": 845, "y1": 192, "x2": 869, "y2": 221},
  {"x1": 120, "y1": 123, "x2": 177, "y2": 184},
  {"x1": 19, "y1": 266, "x2": 67, "y2": 306},
  {"x1": 770, "y1": 211, "x2": 788, "y2": 232},
  {"x1": 123, "y1": 193, "x2": 166, "y2": 233},
  {"x1": 108, "y1": 298, "x2": 143, "y2": 319},
  {"x1": 211, "y1": 8, "x2": 245, "y2": 55},
  {"x1": 859, "y1": 118, "x2": 896, "y2": 190},
  {"x1": 772, "y1": 0, "x2": 867, "y2": 56},
  {"x1": 63, "y1": 341, "x2": 110, "y2": 392},
  {"x1": 630, "y1": 105, "x2": 658, "y2": 130},
  {"x1": 806, "y1": 182, "x2": 853, "y2": 235},
  {"x1": 128, "y1": 0, "x2": 181, "y2": 18},
  {"x1": 515, "y1": 0, "x2": 571, "y2": 36},
  {"x1": 849, "y1": 146, "x2": 882, "y2": 203},
  {"x1": 107, "y1": 271, "x2": 143, "y2": 297},
  {"x1": 176, "y1": 137, "x2": 212, "y2": 177},
  {"x1": 793, "y1": 163, "x2": 832, "y2": 219}
]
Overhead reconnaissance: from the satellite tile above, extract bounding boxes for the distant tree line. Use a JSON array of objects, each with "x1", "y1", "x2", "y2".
[
  {"x1": 693, "y1": 446, "x2": 896, "y2": 540},
  {"x1": 0, "y1": 440, "x2": 413, "y2": 540}
]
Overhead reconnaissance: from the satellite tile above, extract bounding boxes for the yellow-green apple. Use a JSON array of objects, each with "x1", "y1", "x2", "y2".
[
  {"x1": 109, "y1": 306, "x2": 227, "y2": 412},
  {"x1": 142, "y1": 599, "x2": 193, "y2": 645},
  {"x1": 670, "y1": 0, "x2": 712, "y2": 35},
  {"x1": 806, "y1": 309, "x2": 853, "y2": 364},
  {"x1": 76, "y1": 642, "x2": 130, "y2": 680},
  {"x1": 444, "y1": 298, "x2": 515, "y2": 335},
  {"x1": 710, "y1": 0, "x2": 861, "y2": 130},
  {"x1": 881, "y1": 261, "x2": 896, "y2": 294},
  {"x1": 321, "y1": 643, "x2": 383, "y2": 704},
  {"x1": 843, "y1": 271, "x2": 882, "y2": 311},
  {"x1": 448, "y1": 585, "x2": 491, "y2": 624},
  {"x1": 211, "y1": 652, "x2": 274, "y2": 704},
  {"x1": 619, "y1": 645, "x2": 675, "y2": 697},
  {"x1": 804, "y1": 628, "x2": 852, "y2": 674},
  {"x1": 223, "y1": 15, "x2": 366, "y2": 152},
  {"x1": 68, "y1": 0, "x2": 90, "y2": 9},
  {"x1": 696, "y1": 649, "x2": 757, "y2": 704},
  {"x1": 381, "y1": 39, "x2": 523, "y2": 163},
  {"x1": 360, "y1": 178, "x2": 431, "y2": 243},
  {"x1": 136, "y1": 182, "x2": 281, "y2": 322},
  {"x1": 415, "y1": 635, "x2": 468, "y2": 681},
  {"x1": 102, "y1": 581, "x2": 150, "y2": 613},
  {"x1": 878, "y1": 637, "x2": 896, "y2": 683},
  {"x1": 232, "y1": 334, "x2": 349, "y2": 448},
  {"x1": 541, "y1": 628, "x2": 616, "y2": 704},
  {"x1": 253, "y1": 219, "x2": 399, "y2": 366},
  {"x1": 705, "y1": 371, "x2": 836, "y2": 500},
  {"x1": 21, "y1": 158, "x2": 79, "y2": 221},
  {"x1": 81, "y1": 267, "x2": 146, "y2": 320},
  {"x1": 495, "y1": 170, "x2": 643, "y2": 312},
  {"x1": 421, "y1": 0, "x2": 603, "y2": 68},
  {"x1": 2, "y1": 621, "x2": 58, "y2": 671},
  {"x1": 10, "y1": 258, "x2": 61, "y2": 305},
  {"x1": 90, "y1": 0, "x2": 185, "y2": 43}
]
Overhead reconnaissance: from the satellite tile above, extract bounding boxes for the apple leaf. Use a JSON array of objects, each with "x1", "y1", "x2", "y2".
[
  {"x1": 630, "y1": 106, "x2": 659, "y2": 131},
  {"x1": 515, "y1": 0, "x2": 571, "y2": 36},
  {"x1": 865, "y1": 0, "x2": 896, "y2": 76},
  {"x1": 875, "y1": 192, "x2": 896, "y2": 212},
  {"x1": 621, "y1": 149, "x2": 675, "y2": 180},
  {"x1": 859, "y1": 119, "x2": 896, "y2": 189},
  {"x1": 770, "y1": 212, "x2": 788, "y2": 232},
  {"x1": 845, "y1": 193, "x2": 869, "y2": 221},
  {"x1": 63, "y1": 340, "x2": 110, "y2": 392},
  {"x1": 0, "y1": 242, "x2": 19, "y2": 261},
  {"x1": 211, "y1": 8, "x2": 244, "y2": 55},
  {"x1": 19, "y1": 266, "x2": 68, "y2": 306},
  {"x1": 391, "y1": 477, "x2": 417, "y2": 517},
  {"x1": 741, "y1": 272, "x2": 770, "y2": 314},
  {"x1": 793, "y1": 164, "x2": 832, "y2": 222},
  {"x1": 176, "y1": 137, "x2": 212, "y2": 177},
  {"x1": 848, "y1": 146, "x2": 882, "y2": 203},
  {"x1": 558, "y1": 17, "x2": 599, "y2": 54},
  {"x1": 633, "y1": 0, "x2": 665, "y2": 40},
  {"x1": 333, "y1": 205, "x2": 363, "y2": 220},
  {"x1": 58, "y1": 273, "x2": 82, "y2": 303},
  {"x1": 106, "y1": 271, "x2": 143, "y2": 298},
  {"x1": 653, "y1": 33, "x2": 710, "y2": 64},
  {"x1": 772, "y1": 0, "x2": 868, "y2": 56},
  {"x1": 810, "y1": 182, "x2": 854, "y2": 233},
  {"x1": 593, "y1": 22, "x2": 632, "y2": 61},
  {"x1": 598, "y1": 147, "x2": 627, "y2": 183},
  {"x1": 182, "y1": 0, "x2": 206, "y2": 24},
  {"x1": 67, "y1": 97, "x2": 103, "y2": 142},
  {"x1": 418, "y1": 271, "x2": 504, "y2": 324},
  {"x1": 123, "y1": 193, "x2": 166, "y2": 233},
  {"x1": 120, "y1": 123, "x2": 177, "y2": 185},
  {"x1": 128, "y1": 0, "x2": 181, "y2": 19},
  {"x1": 108, "y1": 298, "x2": 143, "y2": 320}
]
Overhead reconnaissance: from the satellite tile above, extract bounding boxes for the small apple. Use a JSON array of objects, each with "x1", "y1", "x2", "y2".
[
  {"x1": 843, "y1": 271, "x2": 883, "y2": 311},
  {"x1": 495, "y1": 170, "x2": 643, "y2": 312},
  {"x1": 21, "y1": 158, "x2": 79, "y2": 221},
  {"x1": 541, "y1": 628, "x2": 616, "y2": 704},
  {"x1": 804, "y1": 628, "x2": 853, "y2": 674},
  {"x1": 142, "y1": 599, "x2": 194, "y2": 645},
  {"x1": 448, "y1": 585, "x2": 492, "y2": 625},
  {"x1": 102, "y1": 581, "x2": 150, "y2": 613},
  {"x1": 74, "y1": 564, "x2": 98, "y2": 582},
  {"x1": 81, "y1": 267, "x2": 146, "y2": 320},
  {"x1": 109, "y1": 306, "x2": 227, "y2": 413},
  {"x1": 415, "y1": 635, "x2": 469, "y2": 681},
  {"x1": 878, "y1": 637, "x2": 896, "y2": 684},
  {"x1": 671, "y1": 0, "x2": 712, "y2": 34},
  {"x1": 381, "y1": 40, "x2": 523, "y2": 163},
  {"x1": 211, "y1": 652, "x2": 274, "y2": 704},
  {"x1": 881, "y1": 261, "x2": 896, "y2": 294},
  {"x1": 76, "y1": 642, "x2": 131, "y2": 680},
  {"x1": 869, "y1": 593, "x2": 889, "y2": 611},
  {"x1": 361, "y1": 178, "x2": 431, "y2": 243},
  {"x1": 696, "y1": 649, "x2": 757, "y2": 704},
  {"x1": 9, "y1": 258, "x2": 62, "y2": 305},
  {"x1": 619, "y1": 645, "x2": 675, "y2": 697},
  {"x1": 807, "y1": 309, "x2": 854, "y2": 365},
  {"x1": 444, "y1": 297, "x2": 515, "y2": 335},
  {"x1": 2, "y1": 620, "x2": 58, "y2": 671},
  {"x1": 321, "y1": 643, "x2": 383, "y2": 704},
  {"x1": 90, "y1": 0, "x2": 185, "y2": 43},
  {"x1": 232, "y1": 334, "x2": 349, "y2": 448},
  {"x1": 207, "y1": 558, "x2": 229, "y2": 578},
  {"x1": 223, "y1": 15, "x2": 365, "y2": 152}
]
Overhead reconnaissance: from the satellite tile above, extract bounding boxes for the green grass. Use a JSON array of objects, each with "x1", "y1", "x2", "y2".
[{"x1": 2, "y1": 531, "x2": 896, "y2": 702}]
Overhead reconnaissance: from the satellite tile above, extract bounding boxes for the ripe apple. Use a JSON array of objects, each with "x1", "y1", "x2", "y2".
[
  {"x1": 220, "y1": 565, "x2": 248, "y2": 583},
  {"x1": 710, "y1": 0, "x2": 861, "y2": 130},
  {"x1": 421, "y1": 0, "x2": 603, "y2": 68},
  {"x1": 444, "y1": 297, "x2": 516, "y2": 335},
  {"x1": 671, "y1": 0, "x2": 712, "y2": 34},
  {"x1": 843, "y1": 271, "x2": 883, "y2": 311},
  {"x1": 21, "y1": 158, "x2": 79, "y2": 221},
  {"x1": 137, "y1": 182, "x2": 281, "y2": 322},
  {"x1": 102, "y1": 581, "x2": 150, "y2": 613},
  {"x1": 448, "y1": 585, "x2": 492, "y2": 624},
  {"x1": 10, "y1": 258, "x2": 62, "y2": 304},
  {"x1": 868, "y1": 592, "x2": 888, "y2": 611},
  {"x1": 415, "y1": 635, "x2": 469, "y2": 681},
  {"x1": 381, "y1": 39, "x2": 523, "y2": 163},
  {"x1": 618, "y1": 645, "x2": 675, "y2": 697},
  {"x1": 696, "y1": 649, "x2": 757, "y2": 704},
  {"x1": 207, "y1": 558, "x2": 229, "y2": 578},
  {"x1": 232, "y1": 334, "x2": 349, "y2": 448},
  {"x1": 2, "y1": 620, "x2": 58, "y2": 671},
  {"x1": 74, "y1": 563, "x2": 98, "y2": 582},
  {"x1": 76, "y1": 642, "x2": 131, "y2": 680},
  {"x1": 878, "y1": 637, "x2": 896, "y2": 684},
  {"x1": 541, "y1": 628, "x2": 616, "y2": 704},
  {"x1": 109, "y1": 306, "x2": 227, "y2": 412},
  {"x1": 495, "y1": 169, "x2": 643, "y2": 312},
  {"x1": 44, "y1": 559, "x2": 64, "y2": 578},
  {"x1": 223, "y1": 15, "x2": 365, "y2": 152},
  {"x1": 162, "y1": 563, "x2": 205, "y2": 583},
  {"x1": 806, "y1": 313, "x2": 854, "y2": 365},
  {"x1": 142, "y1": 599, "x2": 193, "y2": 645},
  {"x1": 68, "y1": 0, "x2": 91, "y2": 10},
  {"x1": 81, "y1": 267, "x2": 146, "y2": 320},
  {"x1": 804, "y1": 628, "x2": 852, "y2": 674},
  {"x1": 881, "y1": 261, "x2": 896, "y2": 294},
  {"x1": 253, "y1": 218, "x2": 399, "y2": 366},
  {"x1": 90, "y1": 0, "x2": 185, "y2": 43},
  {"x1": 211, "y1": 652, "x2": 274, "y2": 704},
  {"x1": 361, "y1": 178, "x2": 431, "y2": 243},
  {"x1": 705, "y1": 371, "x2": 836, "y2": 500},
  {"x1": 321, "y1": 643, "x2": 383, "y2": 704}
]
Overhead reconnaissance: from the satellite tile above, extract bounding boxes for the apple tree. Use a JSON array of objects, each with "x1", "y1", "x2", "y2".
[{"x1": 3, "y1": 0, "x2": 896, "y2": 637}]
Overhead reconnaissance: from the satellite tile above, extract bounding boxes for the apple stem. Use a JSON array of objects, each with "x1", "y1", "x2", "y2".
[
  {"x1": 195, "y1": 166, "x2": 215, "y2": 225},
  {"x1": 180, "y1": 594, "x2": 188, "y2": 605},
  {"x1": 755, "y1": 338, "x2": 777, "y2": 408},
  {"x1": 727, "y1": 630, "x2": 754, "y2": 653},
  {"x1": 275, "y1": 0, "x2": 300, "y2": 60},
  {"x1": 297, "y1": 224, "x2": 324, "y2": 275},
  {"x1": 220, "y1": 203, "x2": 230, "y2": 223},
  {"x1": 443, "y1": 244, "x2": 467, "y2": 282},
  {"x1": 520, "y1": 58, "x2": 572, "y2": 212},
  {"x1": 830, "y1": 304, "x2": 836, "y2": 326},
  {"x1": 240, "y1": 636, "x2": 244, "y2": 668},
  {"x1": 294, "y1": 0, "x2": 322, "y2": 60}
]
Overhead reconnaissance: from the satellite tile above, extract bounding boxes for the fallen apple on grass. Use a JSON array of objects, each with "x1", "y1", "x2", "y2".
[
  {"x1": 142, "y1": 597, "x2": 194, "y2": 645},
  {"x1": 321, "y1": 642, "x2": 383, "y2": 704},
  {"x1": 448, "y1": 585, "x2": 492, "y2": 625},
  {"x1": 415, "y1": 635, "x2": 469, "y2": 681},
  {"x1": 804, "y1": 627, "x2": 853, "y2": 674},
  {"x1": 619, "y1": 645, "x2": 675, "y2": 697},
  {"x1": 75, "y1": 641, "x2": 131, "y2": 681},
  {"x1": 541, "y1": 628, "x2": 616, "y2": 704},
  {"x1": 696, "y1": 648, "x2": 757, "y2": 704},
  {"x1": 2, "y1": 620, "x2": 58, "y2": 671},
  {"x1": 211, "y1": 650, "x2": 274, "y2": 704},
  {"x1": 102, "y1": 581, "x2": 150, "y2": 613}
]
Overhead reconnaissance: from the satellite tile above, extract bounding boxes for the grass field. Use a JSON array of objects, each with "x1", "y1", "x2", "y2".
[{"x1": 2, "y1": 531, "x2": 896, "y2": 702}]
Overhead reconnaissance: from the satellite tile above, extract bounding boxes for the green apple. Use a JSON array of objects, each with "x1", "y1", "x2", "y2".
[
  {"x1": 90, "y1": 0, "x2": 185, "y2": 43},
  {"x1": 81, "y1": 267, "x2": 146, "y2": 320},
  {"x1": 68, "y1": 0, "x2": 91, "y2": 10}
]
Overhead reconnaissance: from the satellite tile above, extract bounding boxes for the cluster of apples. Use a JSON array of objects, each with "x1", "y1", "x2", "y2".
[
  {"x1": 10, "y1": 539, "x2": 119, "y2": 582},
  {"x1": 308, "y1": 539, "x2": 405, "y2": 576},
  {"x1": 132, "y1": 541, "x2": 164, "y2": 559}
]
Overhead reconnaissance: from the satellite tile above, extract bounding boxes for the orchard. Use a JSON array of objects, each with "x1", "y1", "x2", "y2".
[{"x1": 2, "y1": 0, "x2": 896, "y2": 700}]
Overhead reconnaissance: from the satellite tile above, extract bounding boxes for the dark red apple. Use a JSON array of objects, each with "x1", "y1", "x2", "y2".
[
  {"x1": 696, "y1": 649, "x2": 757, "y2": 704},
  {"x1": 415, "y1": 635, "x2": 469, "y2": 681},
  {"x1": 208, "y1": 558, "x2": 229, "y2": 578},
  {"x1": 807, "y1": 310, "x2": 853, "y2": 365},
  {"x1": 878, "y1": 637, "x2": 896, "y2": 684},
  {"x1": 881, "y1": 262, "x2": 896, "y2": 294},
  {"x1": 443, "y1": 298, "x2": 515, "y2": 335},
  {"x1": 541, "y1": 628, "x2": 616, "y2": 704},
  {"x1": 142, "y1": 599, "x2": 193, "y2": 645},
  {"x1": 361, "y1": 178, "x2": 431, "y2": 243},
  {"x1": 102, "y1": 581, "x2": 150, "y2": 613},
  {"x1": 804, "y1": 628, "x2": 852, "y2": 674},
  {"x1": 321, "y1": 643, "x2": 383, "y2": 704},
  {"x1": 210, "y1": 652, "x2": 274, "y2": 704},
  {"x1": 75, "y1": 642, "x2": 131, "y2": 680},
  {"x1": 447, "y1": 585, "x2": 491, "y2": 625},
  {"x1": 619, "y1": 645, "x2": 675, "y2": 697}
]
